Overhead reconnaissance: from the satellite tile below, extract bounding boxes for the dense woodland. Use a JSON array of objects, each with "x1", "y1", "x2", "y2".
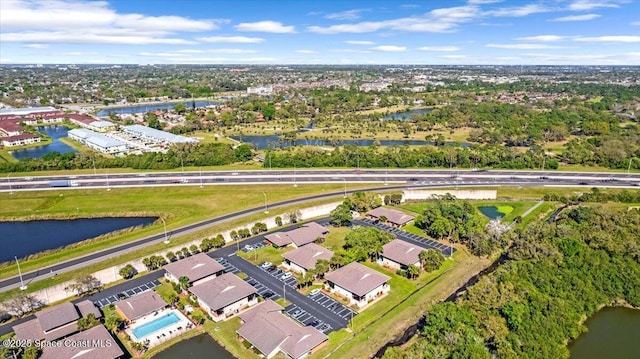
[{"x1": 382, "y1": 205, "x2": 640, "y2": 359}]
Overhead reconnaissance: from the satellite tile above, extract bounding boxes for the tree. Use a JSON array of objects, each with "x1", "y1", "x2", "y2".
[
  {"x1": 118, "y1": 264, "x2": 137, "y2": 280},
  {"x1": 166, "y1": 251, "x2": 177, "y2": 262},
  {"x1": 22, "y1": 346, "x2": 41, "y2": 359},
  {"x1": 189, "y1": 244, "x2": 199, "y2": 254},
  {"x1": 406, "y1": 264, "x2": 420, "y2": 279},
  {"x1": 105, "y1": 313, "x2": 123, "y2": 332},
  {"x1": 275, "y1": 216, "x2": 283, "y2": 226},
  {"x1": 288, "y1": 210, "x2": 302, "y2": 224},
  {"x1": 419, "y1": 249, "x2": 445, "y2": 272},
  {"x1": 77, "y1": 313, "x2": 100, "y2": 331},
  {"x1": 330, "y1": 202, "x2": 353, "y2": 226},
  {"x1": 178, "y1": 276, "x2": 191, "y2": 291},
  {"x1": 173, "y1": 103, "x2": 187, "y2": 114},
  {"x1": 314, "y1": 259, "x2": 330, "y2": 279},
  {"x1": 1, "y1": 293, "x2": 43, "y2": 317},
  {"x1": 344, "y1": 226, "x2": 394, "y2": 261},
  {"x1": 65, "y1": 274, "x2": 102, "y2": 296},
  {"x1": 234, "y1": 144, "x2": 253, "y2": 161}
]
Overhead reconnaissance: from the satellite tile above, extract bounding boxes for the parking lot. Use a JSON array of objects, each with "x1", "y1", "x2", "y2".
[
  {"x1": 284, "y1": 304, "x2": 332, "y2": 333},
  {"x1": 308, "y1": 291, "x2": 357, "y2": 321},
  {"x1": 93, "y1": 279, "x2": 161, "y2": 308},
  {"x1": 359, "y1": 218, "x2": 454, "y2": 256},
  {"x1": 217, "y1": 258, "x2": 281, "y2": 300},
  {"x1": 258, "y1": 263, "x2": 298, "y2": 288},
  {"x1": 241, "y1": 241, "x2": 267, "y2": 253}
]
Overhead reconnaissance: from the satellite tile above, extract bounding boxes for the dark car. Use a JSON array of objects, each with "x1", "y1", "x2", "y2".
[{"x1": 263, "y1": 291, "x2": 274, "y2": 298}]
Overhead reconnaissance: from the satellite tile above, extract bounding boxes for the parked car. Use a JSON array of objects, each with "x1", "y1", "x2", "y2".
[
  {"x1": 309, "y1": 289, "x2": 321, "y2": 296},
  {"x1": 281, "y1": 272, "x2": 293, "y2": 280},
  {"x1": 260, "y1": 261, "x2": 272, "y2": 269}
]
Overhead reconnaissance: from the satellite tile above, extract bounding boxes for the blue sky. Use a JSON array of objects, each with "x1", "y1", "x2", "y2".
[{"x1": 1, "y1": 0, "x2": 639, "y2": 65}]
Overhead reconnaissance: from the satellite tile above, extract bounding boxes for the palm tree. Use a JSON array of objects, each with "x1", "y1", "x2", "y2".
[{"x1": 178, "y1": 276, "x2": 190, "y2": 292}]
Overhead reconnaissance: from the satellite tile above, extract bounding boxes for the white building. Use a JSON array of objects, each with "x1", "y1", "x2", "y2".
[
  {"x1": 324, "y1": 262, "x2": 390, "y2": 308},
  {"x1": 122, "y1": 124, "x2": 197, "y2": 145},
  {"x1": 247, "y1": 86, "x2": 273, "y2": 96},
  {"x1": 189, "y1": 273, "x2": 258, "y2": 322},
  {"x1": 68, "y1": 128, "x2": 127, "y2": 154}
]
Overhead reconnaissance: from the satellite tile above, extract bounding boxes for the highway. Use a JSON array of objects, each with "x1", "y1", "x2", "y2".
[
  {"x1": 2, "y1": 168, "x2": 640, "y2": 192},
  {"x1": 1, "y1": 169, "x2": 639, "y2": 290}
]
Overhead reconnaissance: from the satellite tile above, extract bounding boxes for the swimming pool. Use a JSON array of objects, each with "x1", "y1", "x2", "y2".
[{"x1": 132, "y1": 312, "x2": 180, "y2": 340}]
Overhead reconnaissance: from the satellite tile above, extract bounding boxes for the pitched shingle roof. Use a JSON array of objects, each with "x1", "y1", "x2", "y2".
[
  {"x1": 40, "y1": 325, "x2": 124, "y2": 359},
  {"x1": 265, "y1": 222, "x2": 328, "y2": 247},
  {"x1": 325, "y1": 262, "x2": 390, "y2": 297},
  {"x1": 115, "y1": 291, "x2": 167, "y2": 321},
  {"x1": 36, "y1": 302, "x2": 79, "y2": 332},
  {"x1": 381, "y1": 239, "x2": 422, "y2": 266},
  {"x1": 75, "y1": 300, "x2": 102, "y2": 320},
  {"x1": 367, "y1": 207, "x2": 415, "y2": 225},
  {"x1": 237, "y1": 300, "x2": 327, "y2": 359},
  {"x1": 164, "y1": 253, "x2": 224, "y2": 283},
  {"x1": 189, "y1": 273, "x2": 256, "y2": 311},
  {"x1": 282, "y1": 243, "x2": 333, "y2": 270}
]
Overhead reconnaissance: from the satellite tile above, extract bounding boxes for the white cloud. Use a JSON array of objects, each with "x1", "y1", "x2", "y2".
[
  {"x1": 488, "y1": 4, "x2": 551, "y2": 17},
  {"x1": 568, "y1": 0, "x2": 622, "y2": 11},
  {"x1": 346, "y1": 40, "x2": 375, "y2": 45},
  {"x1": 0, "y1": 58, "x2": 14, "y2": 64},
  {"x1": 308, "y1": 5, "x2": 481, "y2": 34},
  {"x1": 516, "y1": 35, "x2": 568, "y2": 42},
  {"x1": 551, "y1": 13, "x2": 601, "y2": 21},
  {"x1": 486, "y1": 43, "x2": 569, "y2": 49},
  {"x1": 574, "y1": 35, "x2": 640, "y2": 42},
  {"x1": 418, "y1": 46, "x2": 460, "y2": 51},
  {"x1": 325, "y1": 9, "x2": 369, "y2": 21},
  {"x1": 140, "y1": 49, "x2": 257, "y2": 57},
  {"x1": 234, "y1": 21, "x2": 295, "y2": 33},
  {"x1": 439, "y1": 54, "x2": 468, "y2": 59},
  {"x1": 522, "y1": 52, "x2": 640, "y2": 64},
  {"x1": 21, "y1": 43, "x2": 48, "y2": 48},
  {"x1": 295, "y1": 50, "x2": 317, "y2": 54},
  {"x1": 0, "y1": 0, "x2": 218, "y2": 46},
  {"x1": 630, "y1": 21, "x2": 640, "y2": 26},
  {"x1": 64, "y1": 51, "x2": 99, "y2": 56},
  {"x1": 0, "y1": 31, "x2": 195, "y2": 44},
  {"x1": 370, "y1": 45, "x2": 406, "y2": 52},
  {"x1": 468, "y1": 0, "x2": 504, "y2": 3},
  {"x1": 197, "y1": 36, "x2": 264, "y2": 43}
]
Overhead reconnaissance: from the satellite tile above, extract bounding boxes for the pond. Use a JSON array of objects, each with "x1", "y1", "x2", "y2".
[
  {"x1": 478, "y1": 206, "x2": 505, "y2": 219},
  {"x1": 0, "y1": 217, "x2": 157, "y2": 263},
  {"x1": 231, "y1": 135, "x2": 468, "y2": 150},
  {"x1": 11, "y1": 125, "x2": 76, "y2": 160},
  {"x1": 381, "y1": 108, "x2": 432, "y2": 121},
  {"x1": 97, "y1": 100, "x2": 219, "y2": 117},
  {"x1": 570, "y1": 306, "x2": 640, "y2": 359},
  {"x1": 152, "y1": 333, "x2": 235, "y2": 359}
]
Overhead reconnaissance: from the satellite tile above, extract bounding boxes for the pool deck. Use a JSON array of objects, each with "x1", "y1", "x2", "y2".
[{"x1": 126, "y1": 308, "x2": 193, "y2": 348}]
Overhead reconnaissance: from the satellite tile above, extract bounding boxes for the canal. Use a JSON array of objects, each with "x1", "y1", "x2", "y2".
[{"x1": 0, "y1": 217, "x2": 157, "y2": 263}]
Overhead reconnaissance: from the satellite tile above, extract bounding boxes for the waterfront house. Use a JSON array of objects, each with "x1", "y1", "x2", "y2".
[
  {"x1": 324, "y1": 262, "x2": 390, "y2": 308},
  {"x1": 237, "y1": 300, "x2": 328, "y2": 359},
  {"x1": 188, "y1": 273, "x2": 258, "y2": 322},
  {"x1": 163, "y1": 253, "x2": 225, "y2": 286},
  {"x1": 115, "y1": 290, "x2": 168, "y2": 323},
  {"x1": 265, "y1": 222, "x2": 328, "y2": 248},
  {"x1": 282, "y1": 243, "x2": 333, "y2": 275}
]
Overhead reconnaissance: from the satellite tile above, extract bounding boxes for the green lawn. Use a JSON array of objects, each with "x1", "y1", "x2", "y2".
[
  {"x1": 237, "y1": 245, "x2": 291, "y2": 266},
  {"x1": 322, "y1": 226, "x2": 349, "y2": 252}
]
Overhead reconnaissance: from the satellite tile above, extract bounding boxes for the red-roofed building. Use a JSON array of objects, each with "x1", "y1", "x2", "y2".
[{"x1": 1, "y1": 133, "x2": 41, "y2": 147}]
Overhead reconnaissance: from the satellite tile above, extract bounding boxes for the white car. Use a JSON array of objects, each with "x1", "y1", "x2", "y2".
[
  {"x1": 260, "y1": 261, "x2": 272, "y2": 269},
  {"x1": 310, "y1": 289, "x2": 321, "y2": 296},
  {"x1": 281, "y1": 272, "x2": 293, "y2": 280}
]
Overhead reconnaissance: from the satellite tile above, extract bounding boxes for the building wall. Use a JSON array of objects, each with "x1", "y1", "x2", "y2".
[
  {"x1": 403, "y1": 189, "x2": 497, "y2": 201},
  {"x1": 378, "y1": 257, "x2": 420, "y2": 271},
  {"x1": 326, "y1": 282, "x2": 390, "y2": 308},
  {"x1": 200, "y1": 295, "x2": 258, "y2": 322}
]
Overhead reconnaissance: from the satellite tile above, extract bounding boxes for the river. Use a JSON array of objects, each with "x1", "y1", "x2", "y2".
[
  {"x1": 0, "y1": 217, "x2": 157, "y2": 263},
  {"x1": 10, "y1": 125, "x2": 76, "y2": 160},
  {"x1": 569, "y1": 306, "x2": 640, "y2": 359},
  {"x1": 96, "y1": 100, "x2": 219, "y2": 117},
  {"x1": 152, "y1": 333, "x2": 235, "y2": 359}
]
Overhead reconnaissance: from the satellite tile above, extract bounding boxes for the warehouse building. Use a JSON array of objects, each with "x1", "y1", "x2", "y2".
[{"x1": 68, "y1": 128, "x2": 127, "y2": 154}]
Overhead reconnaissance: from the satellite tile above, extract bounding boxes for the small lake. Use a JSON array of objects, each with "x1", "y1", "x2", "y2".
[
  {"x1": 97, "y1": 101, "x2": 219, "y2": 117},
  {"x1": 478, "y1": 206, "x2": 504, "y2": 219},
  {"x1": 0, "y1": 217, "x2": 157, "y2": 263},
  {"x1": 11, "y1": 126, "x2": 76, "y2": 160},
  {"x1": 381, "y1": 108, "x2": 432, "y2": 121},
  {"x1": 231, "y1": 135, "x2": 468, "y2": 150},
  {"x1": 570, "y1": 307, "x2": 640, "y2": 359},
  {"x1": 152, "y1": 333, "x2": 235, "y2": 359}
]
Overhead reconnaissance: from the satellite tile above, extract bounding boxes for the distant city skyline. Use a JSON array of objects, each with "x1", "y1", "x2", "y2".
[{"x1": 1, "y1": 0, "x2": 639, "y2": 65}]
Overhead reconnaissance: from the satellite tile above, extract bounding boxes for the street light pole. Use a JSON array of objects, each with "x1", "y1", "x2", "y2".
[
  {"x1": 628, "y1": 157, "x2": 633, "y2": 174},
  {"x1": 105, "y1": 169, "x2": 110, "y2": 191},
  {"x1": 261, "y1": 191, "x2": 269, "y2": 214},
  {"x1": 342, "y1": 178, "x2": 347, "y2": 198},
  {"x1": 161, "y1": 218, "x2": 169, "y2": 244},
  {"x1": 6, "y1": 173, "x2": 13, "y2": 195},
  {"x1": 15, "y1": 256, "x2": 26, "y2": 290},
  {"x1": 199, "y1": 167, "x2": 203, "y2": 188},
  {"x1": 293, "y1": 164, "x2": 297, "y2": 187}
]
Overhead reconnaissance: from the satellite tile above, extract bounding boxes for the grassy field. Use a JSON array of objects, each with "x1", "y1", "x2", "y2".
[{"x1": 238, "y1": 245, "x2": 292, "y2": 266}]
